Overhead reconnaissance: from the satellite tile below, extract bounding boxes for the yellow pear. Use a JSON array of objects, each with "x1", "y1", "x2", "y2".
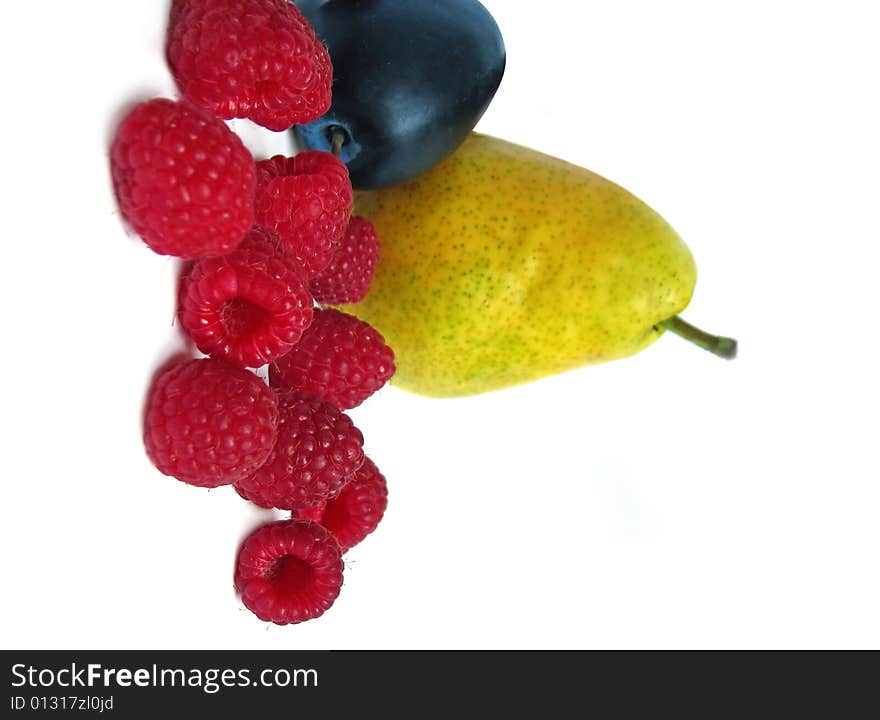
[{"x1": 342, "y1": 133, "x2": 735, "y2": 397}]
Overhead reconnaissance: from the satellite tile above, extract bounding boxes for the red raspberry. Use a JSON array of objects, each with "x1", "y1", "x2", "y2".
[
  {"x1": 144, "y1": 358, "x2": 279, "y2": 487},
  {"x1": 255, "y1": 152, "x2": 353, "y2": 278},
  {"x1": 237, "y1": 225, "x2": 306, "y2": 278},
  {"x1": 310, "y1": 216, "x2": 381, "y2": 305},
  {"x1": 294, "y1": 505, "x2": 324, "y2": 524},
  {"x1": 167, "y1": 0, "x2": 332, "y2": 131},
  {"x1": 237, "y1": 225, "x2": 291, "y2": 261},
  {"x1": 176, "y1": 227, "x2": 290, "y2": 325},
  {"x1": 179, "y1": 238, "x2": 314, "y2": 368},
  {"x1": 294, "y1": 457, "x2": 388, "y2": 553},
  {"x1": 234, "y1": 391, "x2": 365, "y2": 510},
  {"x1": 269, "y1": 308, "x2": 395, "y2": 410},
  {"x1": 235, "y1": 519, "x2": 343, "y2": 625},
  {"x1": 110, "y1": 98, "x2": 256, "y2": 259}
]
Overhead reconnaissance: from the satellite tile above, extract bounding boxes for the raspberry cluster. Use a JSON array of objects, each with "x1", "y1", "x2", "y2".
[{"x1": 111, "y1": 0, "x2": 391, "y2": 626}]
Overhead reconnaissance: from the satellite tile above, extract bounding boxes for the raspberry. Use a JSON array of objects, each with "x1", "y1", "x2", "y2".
[
  {"x1": 176, "y1": 227, "x2": 296, "y2": 328},
  {"x1": 269, "y1": 308, "x2": 395, "y2": 409},
  {"x1": 310, "y1": 216, "x2": 381, "y2": 305},
  {"x1": 144, "y1": 358, "x2": 279, "y2": 487},
  {"x1": 167, "y1": 0, "x2": 332, "y2": 131},
  {"x1": 237, "y1": 225, "x2": 306, "y2": 278},
  {"x1": 255, "y1": 152, "x2": 353, "y2": 278},
  {"x1": 237, "y1": 225, "x2": 291, "y2": 261},
  {"x1": 179, "y1": 238, "x2": 314, "y2": 367},
  {"x1": 110, "y1": 98, "x2": 256, "y2": 259},
  {"x1": 235, "y1": 519, "x2": 343, "y2": 625},
  {"x1": 294, "y1": 457, "x2": 388, "y2": 553},
  {"x1": 234, "y1": 391, "x2": 365, "y2": 510}
]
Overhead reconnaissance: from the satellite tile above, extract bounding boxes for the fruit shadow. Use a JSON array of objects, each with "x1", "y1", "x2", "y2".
[{"x1": 139, "y1": 259, "x2": 197, "y2": 433}]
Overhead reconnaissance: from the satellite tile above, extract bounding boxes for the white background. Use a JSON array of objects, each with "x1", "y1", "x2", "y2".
[{"x1": 1, "y1": 0, "x2": 878, "y2": 649}]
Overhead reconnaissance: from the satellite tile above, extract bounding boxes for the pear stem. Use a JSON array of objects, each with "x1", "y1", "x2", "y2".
[{"x1": 658, "y1": 316, "x2": 738, "y2": 360}]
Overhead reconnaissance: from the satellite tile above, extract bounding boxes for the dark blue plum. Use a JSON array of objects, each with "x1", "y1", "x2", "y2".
[{"x1": 291, "y1": 0, "x2": 505, "y2": 189}]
